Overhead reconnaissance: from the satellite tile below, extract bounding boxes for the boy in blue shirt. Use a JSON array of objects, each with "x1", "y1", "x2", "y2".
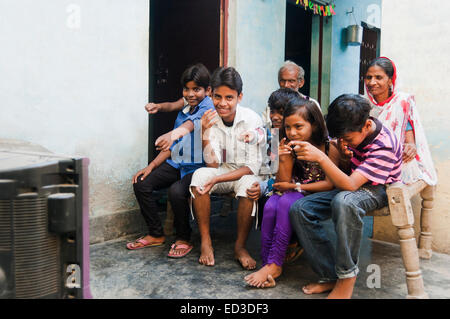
[{"x1": 128, "y1": 63, "x2": 214, "y2": 259}]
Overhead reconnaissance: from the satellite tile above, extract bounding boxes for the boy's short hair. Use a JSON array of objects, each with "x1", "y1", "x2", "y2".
[
  {"x1": 210, "y1": 67, "x2": 243, "y2": 95},
  {"x1": 180, "y1": 63, "x2": 211, "y2": 89},
  {"x1": 267, "y1": 88, "x2": 300, "y2": 113},
  {"x1": 325, "y1": 94, "x2": 372, "y2": 138}
]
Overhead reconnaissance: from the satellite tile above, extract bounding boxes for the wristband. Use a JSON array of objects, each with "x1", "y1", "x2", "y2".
[{"x1": 295, "y1": 182, "x2": 302, "y2": 192}]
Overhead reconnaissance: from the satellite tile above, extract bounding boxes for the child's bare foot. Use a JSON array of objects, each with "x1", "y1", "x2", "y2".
[
  {"x1": 302, "y1": 281, "x2": 336, "y2": 295},
  {"x1": 326, "y1": 277, "x2": 356, "y2": 299},
  {"x1": 244, "y1": 266, "x2": 270, "y2": 288},
  {"x1": 199, "y1": 241, "x2": 215, "y2": 266},
  {"x1": 244, "y1": 264, "x2": 282, "y2": 288},
  {"x1": 234, "y1": 246, "x2": 256, "y2": 270}
]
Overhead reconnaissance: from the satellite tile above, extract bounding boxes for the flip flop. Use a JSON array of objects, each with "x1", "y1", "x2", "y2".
[
  {"x1": 167, "y1": 243, "x2": 193, "y2": 258},
  {"x1": 126, "y1": 237, "x2": 165, "y2": 250},
  {"x1": 285, "y1": 245, "x2": 304, "y2": 264}
]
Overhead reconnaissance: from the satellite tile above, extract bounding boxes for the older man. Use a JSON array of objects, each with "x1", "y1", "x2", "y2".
[{"x1": 278, "y1": 60, "x2": 321, "y2": 110}]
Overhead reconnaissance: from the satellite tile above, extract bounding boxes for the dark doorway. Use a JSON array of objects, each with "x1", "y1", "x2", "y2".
[
  {"x1": 359, "y1": 24, "x2": 380, "y2": 94},
  {"x1": 148, "y1": 0, "x2": 221, "y2": 162},
  {"x1": 285, "y1": 1, "x2": 313, "y2": 96}
]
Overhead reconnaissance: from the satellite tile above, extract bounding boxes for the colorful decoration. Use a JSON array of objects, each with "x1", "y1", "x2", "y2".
[{"x1": 295, "y1": 0, "x2": 336, "y2": 16}]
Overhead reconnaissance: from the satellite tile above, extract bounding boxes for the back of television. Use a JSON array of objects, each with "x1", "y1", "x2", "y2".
[{"x1": 0, "y1": 139, "x2": 91, "y2": 299}]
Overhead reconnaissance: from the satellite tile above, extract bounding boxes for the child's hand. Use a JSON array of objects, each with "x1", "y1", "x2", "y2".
[
  {"x1": 145, "y1": 102, "x2": 160, "y2": 114},
  {"x1": 278, "y1": 138, "x2": 293, "y2": 157},
  {"x1": 272, "y1": 182, "x2": 295, "y2": 192},
  {"x1": 196, "y1": 177, "x2": 217, "y2": 195},
  {"x1": 239, "y1": 127, "x2": 265, "y2": 144},
  {"x1": 335, "y1": 138, "x2": 353, "y2": 160},
  {"x1": 201, "y1": 109, "x2": 219, "y2": 135},
  {"x1": 155, "y1": 132, "x2": 175, "y2": 151},
  {"x1": 132, "y1": 165, "x2": 153, "y2": 184},
  {"x1": 246, "y1": 182, "x2": 261, "y2": 200},
  {"x1": 289, "y1": 141, "x2": 325, "y2": 163},
  {"x1": 238, "y1": 130, "x2": 256, "y2": 144}
]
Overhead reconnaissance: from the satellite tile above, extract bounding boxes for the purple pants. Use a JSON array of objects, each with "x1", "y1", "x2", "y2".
[{"x1": 260, "y1": 191, "x2": 305, "y2": 267}]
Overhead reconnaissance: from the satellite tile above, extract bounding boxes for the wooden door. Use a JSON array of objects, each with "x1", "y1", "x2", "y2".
[{"x1": 148, "y1": 0, "x2": 221, "y2": 161}]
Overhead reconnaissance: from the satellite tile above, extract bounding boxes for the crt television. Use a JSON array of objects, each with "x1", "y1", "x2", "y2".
[{"x1": 0, "y1": 139, "x2": 91, "y2": 298}]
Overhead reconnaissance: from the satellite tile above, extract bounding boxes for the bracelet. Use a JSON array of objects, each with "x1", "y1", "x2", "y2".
[{"x1": 295, "y1": 182, "x2": 302, "y2": 192}]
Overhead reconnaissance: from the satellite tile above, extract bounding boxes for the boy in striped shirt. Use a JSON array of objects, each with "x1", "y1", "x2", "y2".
[{"x1": 288, "y1": 94, "x2": 402, "y2": 298}]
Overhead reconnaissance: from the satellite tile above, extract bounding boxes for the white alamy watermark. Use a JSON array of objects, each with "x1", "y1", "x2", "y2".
[
  {"x1": 366, "y1": 4, "x2": 381, "y2": 29},
  {"x1": 65, "y1": 264, "x2": 81, "y2": 288},
  {"x1": 366, "y1": 264, "x2": 381, "y2": 289},
  {"x1": 66, "y1": 4, "x2": 81, "y2": 30}
]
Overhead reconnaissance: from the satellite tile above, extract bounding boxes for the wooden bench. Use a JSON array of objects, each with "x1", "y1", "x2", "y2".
[
  {"x1": 163, "y1": 180, "x2": 435, "y2": 299},
  {"x1": 369, "y1": 180, "x2": 435, "y2": 299}
]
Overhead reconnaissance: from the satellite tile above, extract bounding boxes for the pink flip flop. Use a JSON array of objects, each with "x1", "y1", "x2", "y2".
[
  {"x1": 167, "y1": 243, "x2": 193, "y2": 258},
  {"x1": 126, "y1": 237, "x2": 165, "y2": 250}
]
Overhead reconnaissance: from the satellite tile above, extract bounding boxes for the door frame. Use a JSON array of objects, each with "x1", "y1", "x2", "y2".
[
  {"x1": 310, "y1": 14, "x2": 333, "y2": 113},
  {"x1": 220, "y1": 0, "x2": 229, "y2": 67}
]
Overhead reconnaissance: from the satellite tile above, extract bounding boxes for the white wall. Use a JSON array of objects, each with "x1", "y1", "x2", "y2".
[
  {"x1": 227, "y1": 0, "x2": 286, "y2": 114},
  {"x1": 374, "y1": 0, "x2": 450, "y2": 254},
  {"x1": 0, "y1": 0, "x2": 149, "y2": 218}
]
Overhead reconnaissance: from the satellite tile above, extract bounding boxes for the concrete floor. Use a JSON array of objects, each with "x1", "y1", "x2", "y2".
[{"x1": 89, "y1": 206, "x2": 450, "y2": 299}]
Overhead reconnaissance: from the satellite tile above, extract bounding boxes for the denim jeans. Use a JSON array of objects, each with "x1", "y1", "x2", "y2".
[{"x1": 289, "y1": 184, "x2": 388, "y2": 282}]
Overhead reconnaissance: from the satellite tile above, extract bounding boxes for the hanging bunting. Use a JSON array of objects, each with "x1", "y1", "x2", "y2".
[
  {"x1": 295, "y1": 0, "x2": 336, "y2": 16},
  {"x1": 329, "y1": 4, "x2": 336, "y2": 15}
]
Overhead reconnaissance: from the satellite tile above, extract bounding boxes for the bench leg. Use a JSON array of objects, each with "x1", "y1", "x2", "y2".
[
  {"x1": 396, "y1": 226, "x2": 428, "y2": 299},
  {"x1": 418, "y1": 185, "x2": 434, "y2": 259},
  {"x1": 387, "y1": 186, "x2": 428, "y2": 299}
]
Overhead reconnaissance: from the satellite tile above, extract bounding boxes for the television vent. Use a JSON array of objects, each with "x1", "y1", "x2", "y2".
[
  {"x1": 13, "y1": 197, "x2": 61, "y2": 299},
  {"x1": 0, "y1": 200, "x2": 12, "y2": 251}
]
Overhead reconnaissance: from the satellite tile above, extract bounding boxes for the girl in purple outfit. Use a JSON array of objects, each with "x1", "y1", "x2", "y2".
[{"x1": 245, "y1": 96, "x2": 340, "y2": 288}]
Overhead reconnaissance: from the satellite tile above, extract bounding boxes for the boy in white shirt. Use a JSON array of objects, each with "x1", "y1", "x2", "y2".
[{"x1": 190, "y1": 67, "x2": 265, "y2": 270}]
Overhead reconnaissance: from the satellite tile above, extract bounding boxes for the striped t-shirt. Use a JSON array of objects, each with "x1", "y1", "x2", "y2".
[{"x1": 349, "y1": 118, "x2": 402, "y2": 185}]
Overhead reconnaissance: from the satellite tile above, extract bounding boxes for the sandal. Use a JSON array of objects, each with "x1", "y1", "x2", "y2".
[
  {"x1": 126, "y1": 236, "x2": 165, "y2": 250},
  {"x1": 167, "y1": 243, "x2": 193, "y2": 258},
  {"x1": 285, "y1": 244, "x2": 304, "y2": 264}
]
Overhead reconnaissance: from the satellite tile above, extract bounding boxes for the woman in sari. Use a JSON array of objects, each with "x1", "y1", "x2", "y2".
[{"x1": 363, "y1": 57, "x2": 437, "y2": 186}]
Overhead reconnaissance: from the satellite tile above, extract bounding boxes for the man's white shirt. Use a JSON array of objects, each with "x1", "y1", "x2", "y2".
[{"x1": 206, "y1": 105, "x2": 265, "y2": 175}]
